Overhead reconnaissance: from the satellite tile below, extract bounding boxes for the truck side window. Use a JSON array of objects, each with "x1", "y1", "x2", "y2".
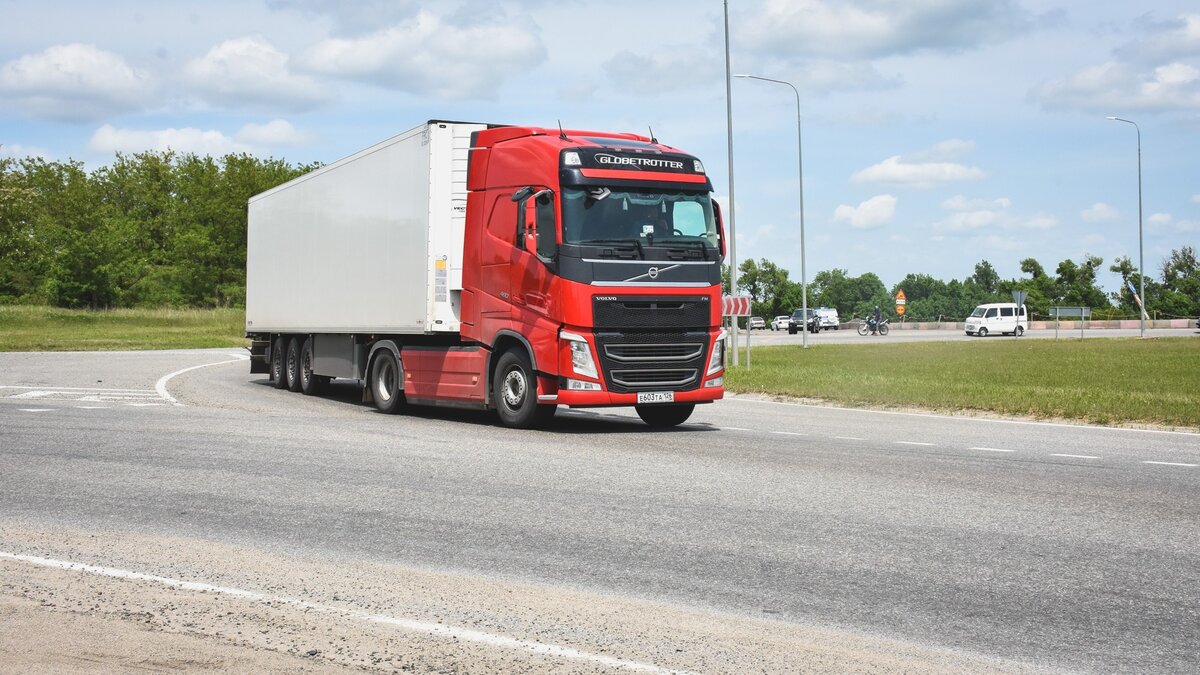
[{"x1": 535, "y1": 194, "x2": 557, "y2": 261}]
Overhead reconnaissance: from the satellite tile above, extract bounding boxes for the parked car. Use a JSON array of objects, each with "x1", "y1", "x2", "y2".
[
  {"x1": 770, "y1": 315, "x2": 790, "y2": 331},
  {"x1": 815, "y1": 307, "x2": 840, "y2": 329},
  {"x1": 788, "y1": 308, "x2": 821, "y2": 334},
  {"x1": 748, "y1": 316, "x2": 766, "y2": 330}
]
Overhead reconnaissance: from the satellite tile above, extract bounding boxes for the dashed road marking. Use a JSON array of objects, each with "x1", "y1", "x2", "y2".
[
  {"x1": 722, "y1": 426, "x2": 752, "y2": 432},
  {"x1": 1142, "y1": 461, "x2": 1197, "y2": 468},
  {"x1": 895, "y1": 441, "x2": 935, "y2": 446},
  {"x1": 1050, "y1": 454, "x2": 1101, "y2": 459},
  {"x1": 17, "y1": 408, "x2": 53, "y2": 413},
  {"x1": 770, "y1": 431, "x2": 806, "y2": 436},
  {"x1": 835, "y1": 436, "x2": 865, "y2": 441},
  {"x1": 971, "y1": 447, "x2": 1016, "y2": 453}
]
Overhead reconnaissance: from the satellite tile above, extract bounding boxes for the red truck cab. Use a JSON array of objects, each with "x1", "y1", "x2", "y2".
[{"x1": 460, "y1": 126, "x2": 726, "y2": 427}]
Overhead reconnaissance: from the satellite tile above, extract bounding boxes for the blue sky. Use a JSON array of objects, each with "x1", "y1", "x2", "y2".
[{"x1": 1, "y1": 0, "x2": 1197, "y2": 294}]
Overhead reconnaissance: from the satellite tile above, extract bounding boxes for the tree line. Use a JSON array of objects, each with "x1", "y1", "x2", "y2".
[
  {"x1": 2, "y1": 150, "x2": 1196, "y2": 320},
  {"x1": 727, "y1": 249, "x2": 1200, "y2": 322},
  {"x1": 0, "y1": 152, "x2": 315, "y2": 308}
]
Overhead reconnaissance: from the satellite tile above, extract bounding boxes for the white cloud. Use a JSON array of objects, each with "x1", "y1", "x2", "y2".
[
  {"x1": 1176, "y1": 219, "x2": 1200, "y2": 232},
  {"x1": 834, "y1": 194, "x2": 896, "y2": 230},
  {"x1": 1192, "y1": 194, "x2": 1200, "y2": 204},
  {"x1": 300, "y1": 10, "x2": 544, "y2": 99},
  {"x1": 1081, "y1": 202, "x2": 1119, "y2": 223},
  {"x1": 184, "y1": 36, "x2": 329, "y2": 111},
  {"x1": 1148, "y1": 212, "x2": 1173, "y2": 226},
  {"x1": 89, "y1": 124, "x2": 249, "y2": 156},
  {"x1": 737, "y1": 0, "x2": 1032, "y2": 60},
  {"x1": 235, "y1": 119, "x2": 312, "y2": 146},
  {"x1": 942, "y1": 195, "x2": 1010, "y2": 211},
  {"x1": 852, "y1": 155, "x2": 985, "y2": 188},
  {"x1": 0, "y1": 143, "x2": 50, "y2": 159},
  {"x1": 909, "y1": 139, "x2": 975, "y2": 162},
  {"x1": 0, "y1": 44, "x2": 151, "y2": 122},
  {"x1": 1117, "y1": 13, "x2": 1200, "y2": 64},
  {"x1": 604, "y1": 48, "x2": 719, "y2": 95},
  {"x1": 1034, "y1": 60, "x2": 1200, "y2": 112},
  {"x1": 1022, "y1": 214, "x2": 1058, "y2": 230}
]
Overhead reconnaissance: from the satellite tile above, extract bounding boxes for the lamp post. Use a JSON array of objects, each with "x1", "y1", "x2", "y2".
[
  {"x1": 723, "y1": 0, "x2": 741, "y2": 365},
  {"x1": 1105, "y1": 116, "x2": 1145, "y2": 338},
  {"x1": 735, "y1": 73, "x2": 808, "y2": 348}
]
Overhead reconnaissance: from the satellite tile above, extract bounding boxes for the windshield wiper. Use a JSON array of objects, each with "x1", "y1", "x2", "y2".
[
  {"x1": 661, "y1": 239, "x2": 711, "y2": 260},
  {"x1": 578, "y1": 238, "x2": 645, "y2": 258}
]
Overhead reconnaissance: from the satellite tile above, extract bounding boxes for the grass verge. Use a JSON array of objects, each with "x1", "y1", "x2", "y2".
[
  {"x1": 725, "y1": 338, "x2": 1200, "y2": 428},
  {"x1": 0, "y1": 305, "x2": 246, "y2": 351}
]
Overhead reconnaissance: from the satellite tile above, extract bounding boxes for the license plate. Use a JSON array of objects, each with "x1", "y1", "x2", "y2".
[{"x1": 637, "y1": 391, "x2": 675, "y2": 404}]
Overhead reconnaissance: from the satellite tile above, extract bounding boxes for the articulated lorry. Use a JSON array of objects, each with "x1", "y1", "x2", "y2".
[{"x1": 246, "y1": 120, "x2": 726, "y2": 428}]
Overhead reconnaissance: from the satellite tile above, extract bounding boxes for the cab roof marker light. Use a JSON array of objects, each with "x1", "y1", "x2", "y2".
[
  {"x1": 693, "y1": 159, "x2": 705, "y2": 173},
  {"x1": 563, "y1": 151, "x2": 582, "y2": 166}
]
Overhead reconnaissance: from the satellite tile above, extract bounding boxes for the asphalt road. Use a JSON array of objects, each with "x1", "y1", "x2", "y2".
[{"x1": 1, "y1": 348, "x2": 1198, "y2": 672}]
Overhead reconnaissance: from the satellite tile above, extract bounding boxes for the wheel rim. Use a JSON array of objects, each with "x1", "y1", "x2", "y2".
[
  {"x1": 502, "y1": 368, "x2": 526, "y2": 409},
  {"x1": 375, "y1": 359, "x2": 394, "y2": 402}
]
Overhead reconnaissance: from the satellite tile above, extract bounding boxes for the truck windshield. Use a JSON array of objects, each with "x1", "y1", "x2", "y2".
[{"x1": 561, "y1": 188, "x2": 718, "y2": 249}]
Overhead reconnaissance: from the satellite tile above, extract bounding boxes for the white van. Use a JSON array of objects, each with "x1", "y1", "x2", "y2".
[
  {"x1": 965, "y1": 303, "x2": 1027, "y2": 337},
  {"x1": 815, "y1": 307, "x2": 840, "y2": 329}
]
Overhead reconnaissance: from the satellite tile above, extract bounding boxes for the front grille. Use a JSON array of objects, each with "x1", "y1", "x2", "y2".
[
  {"x1": 604, "y1": 343, "x2": 703, "y2": 362},
  {"x1": 594, "y1": 296, "x2": 710, "y2": 330},
  {"x1": 611, "y1": 369, "x2": 697, "y2": 388}
]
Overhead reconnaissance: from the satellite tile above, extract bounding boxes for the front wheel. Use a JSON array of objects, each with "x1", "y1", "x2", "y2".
[
  {"x1": 636, "y1": 403, "x2": 695, "y2": 428},
  {"x1": 857, "y1": 323, "x2": 869, "y2": 336},
  {"x1": 878, "y1": 323, "x2": 889, "y2": 336},
  {"x1": 978, "y1": 327, "x2": 989, "y2": 337},
  {"x1": 493, "y1": 349, "x2": 551, "y2": 429}
]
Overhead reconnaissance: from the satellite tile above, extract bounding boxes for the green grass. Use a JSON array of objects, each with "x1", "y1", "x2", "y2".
[
  {"x1": 0, "y1": 305, "x2": 246, "y2": 351},
  {"x1": 726, "y1": 338, "x2": 1200, "y2": 428}
]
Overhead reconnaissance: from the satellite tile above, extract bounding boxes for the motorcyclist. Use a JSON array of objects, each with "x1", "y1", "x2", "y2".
[{"x1": 871, "y1": 304, "x2": 881, "y2": 335}]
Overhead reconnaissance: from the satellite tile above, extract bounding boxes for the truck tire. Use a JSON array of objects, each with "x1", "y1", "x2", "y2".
[
  {"x1": 285, "y1": 337, "x2": 303, "y2": 392},
  {"x1": 493, "y1": 349, "x2": 550, "y2": 429},
  {"x1": 636, "y1": 403, "x2": 695, "y2": 428},
  {"x1": 369, "y1": 349, "x2": 406, "y2": 414},
  {"x1": 270, "y1": 336, "x2": 289, "y2": 389},
  {"x1": 299, "y1": 337, "x2": 329, "y2": 396}
]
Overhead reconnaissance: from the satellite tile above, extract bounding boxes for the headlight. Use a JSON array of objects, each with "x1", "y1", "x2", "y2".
[
  {"x1": 706, "y1": 330, "x2": 725, "y2": 375},
  {"x1": 561, "y1": 331, "x2": 598, "y2": 379}
]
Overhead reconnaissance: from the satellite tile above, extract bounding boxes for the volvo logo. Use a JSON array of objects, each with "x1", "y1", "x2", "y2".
[{"x1": 648, "y1": 266, "x2": 659, "y2": 279}]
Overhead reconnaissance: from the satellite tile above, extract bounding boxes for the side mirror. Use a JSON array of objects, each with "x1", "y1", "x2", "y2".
[{"x1": 713, "y1": 200, "x2": 727, "y2": 258}]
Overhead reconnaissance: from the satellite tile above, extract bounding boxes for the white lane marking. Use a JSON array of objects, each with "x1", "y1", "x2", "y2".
[
  {"x1": 895, "y1": 441, "x2": 935, "y2": 446},
  {"x1": 155, "y1": 353, "x2": 249, "y2": 407},
  {"x1": 17, "y1": 408, "x2": 53, "y2": 413},
  {"x1": 125, "y1": 402, "x2": 164, "y2": 407},
  {"x1": 835, "y1": 436, "x2": 865, "y2": 441},
  {"x1": 76, "y1": 406, "x2": 110, "y2": 409},
  {"x1": 8, "y1": 391, "x2": 58, "y2": 399},
  {"x1": 0, "y1": 551, "x2": 689, "y2": 674},
  {"x1": 1050, "y1": 454, "x2": 1101, "y2": 459},
  {"x1": 970, "y1": 447, "x2": 1016, "y2": 453},
  {"x1": 722, "y1": 426, "x2": 752, "y2": 431},
  {"x1": 0, "y1": 385, "x2": 154, "y2": 393},
  {"x1": 770, "y1": 431, "x2": 806, "y2": 436},
  {"x1": 728, "y1": 396, "x2": 1200, "y2": 437},
  {"x1": 1142, "y1": 461, "x2": 1198, "y2": 468}
]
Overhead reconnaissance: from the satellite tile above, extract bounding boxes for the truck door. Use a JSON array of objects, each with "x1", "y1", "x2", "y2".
[{"x1": 511, "y1": 189, "x2": 556, "y2": 319}]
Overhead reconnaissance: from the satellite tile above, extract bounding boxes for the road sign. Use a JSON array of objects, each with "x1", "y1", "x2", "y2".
[
  {"x1": 1012, "y1": 290, "x2": 1028, "y2": 306},
  {"x1": 895, "y1": 288, "x2": 906, "y2": 315},
  {"x1": 722, "y1": 295, "x2": 752, "y2": 316},
  {"x1": 896, "y1": 305, "x2": 906, "y2": 315}
]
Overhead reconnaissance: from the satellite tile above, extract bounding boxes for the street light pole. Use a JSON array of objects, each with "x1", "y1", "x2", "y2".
[
  {"x1": 723, "y1": 0, "x2": 740, "y2": 365},
  {"x1": 1106, "y1": 116, "x2": 1145, "y2": 338},
  {"x1": 735, "y1": 74, "x2": 808, "y2": 349}
]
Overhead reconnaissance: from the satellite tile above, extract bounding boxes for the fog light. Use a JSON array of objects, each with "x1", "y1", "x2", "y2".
[
  {"x1": 705, "y1": 376, "x2": 724, "y2": 388},
  {"x1": 565, "y1": 378, "x2": 602, "y2": 391}
]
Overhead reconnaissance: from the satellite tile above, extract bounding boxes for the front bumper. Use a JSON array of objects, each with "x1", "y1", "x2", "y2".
[{"x1": 540, "y1": 384, "x2": 724, "y2": 407}]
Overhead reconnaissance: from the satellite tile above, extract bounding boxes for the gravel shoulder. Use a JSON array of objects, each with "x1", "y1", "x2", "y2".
[{"x1": 0, "y1": 523, "x2": 1040, "y2": 674}]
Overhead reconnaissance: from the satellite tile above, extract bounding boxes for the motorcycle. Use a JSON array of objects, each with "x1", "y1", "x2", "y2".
[{"x1": 857, "y1": 316, "x2": 890, "y2": 336}]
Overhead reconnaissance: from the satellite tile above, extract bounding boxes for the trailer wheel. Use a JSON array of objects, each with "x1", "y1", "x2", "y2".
[
  {"x1": 493, "y1": 349, "x2": 549, "y2": 429},
  {"x1": 270, "y1": 336, "x2": 289, "y2": 389},
  {"x1": 299, "y1": 337, "x2": 328, "y2": 396},
  {"x1": 369, "y1": 349, "x2": 406, "y2": 414},
  {"x1": 285, "y1": 337, "x2": 303, "y2": 392},
  {"x1": 635, "y1": 403, "x2": 695, "y2": 428}
]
